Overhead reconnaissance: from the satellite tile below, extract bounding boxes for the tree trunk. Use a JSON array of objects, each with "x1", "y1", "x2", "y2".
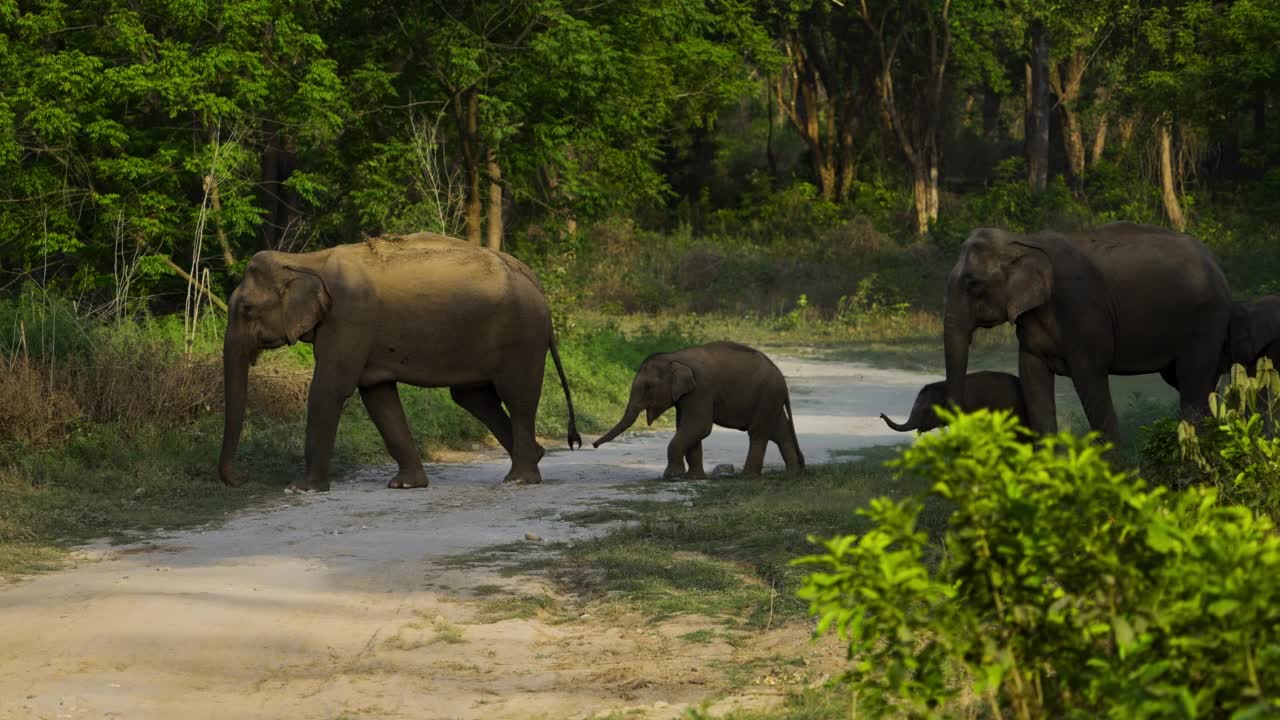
[
  {"x1": 1049, "y1": 48, "x2": 1088, "y2": 184},
  {"x1": 455, "y1": 89, "x2": 483, "y2": 245},
  {"x1": 766, "y1": 82, "x2": 778, "y2": 177},
  {"x1": 1025, "y1": 21, "x2": 1050, "y2": 192},
  {"x1": 982, "y1": 83, "x2": 1001, "y2": 137},
  {"x1": 1061, "y1": 111, "x2": 1087, "y2": 182},
  {"x1": 1158, "y1": 124, "x2": 1186, "y2": 231},
  {"x1": 486, "y1": 145, "x2": 503, "y2": 251},
  {"x1": 911, "y1": 159, "x2": 930, "y2": 236},
  {"x1": 926, "y1": 147, "x2": 940, "y2": 223},
  {"x1": 1090, "y1": 111, "x2": 1109, "y2": 165},
  {"x1": 1116, "y1": 115, "x2": 1136, "y2": 148}
]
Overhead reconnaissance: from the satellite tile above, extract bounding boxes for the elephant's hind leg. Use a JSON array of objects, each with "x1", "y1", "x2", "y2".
[
  {"x1": 495, "y1": 369, "x2": 547, "y2": 485},
  {"x1": 771, "y1": 412, "x2": 803, "y2": 473},
  {"x1": 450, "y1": 383, "x2": 517, "y2": 455},
  {"x1": 360, "y1": 383, "x2": 429, "y2": 489}
]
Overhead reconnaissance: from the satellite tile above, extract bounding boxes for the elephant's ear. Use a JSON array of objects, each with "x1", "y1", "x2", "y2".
[
  {"x1": 1005, "y1": 243, "x2": 1052, "y2": 322},
  {"x1": 670, "y1": 361, "x2": 696, "y2": 403},
  {"x1": 281, "y1": 267, "x2": 331, "y2": 344}
]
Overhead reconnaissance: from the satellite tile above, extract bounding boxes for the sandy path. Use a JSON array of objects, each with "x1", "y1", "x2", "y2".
[{"x1": 0, "y1": 357, "x2": 937, "y2": 720}]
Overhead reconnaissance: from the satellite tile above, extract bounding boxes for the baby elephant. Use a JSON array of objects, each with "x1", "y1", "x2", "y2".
[
  {"x1": 881, "y1": 371, "x2": 1029, "y2": 434},
  {"x1": 593, "y1": 341, "x2": 804, "y2": 479}
]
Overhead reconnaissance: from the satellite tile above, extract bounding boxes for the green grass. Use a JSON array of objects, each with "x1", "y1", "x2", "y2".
[{"x1": 469, "y1": 593, "x2": 562, "y2": 623}]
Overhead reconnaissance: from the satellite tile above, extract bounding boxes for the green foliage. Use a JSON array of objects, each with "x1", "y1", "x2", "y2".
[
  {"x1": 1162, "y1": 359, "x2": 1280, "y2": 523},
  {"x1": 796, "y1": 409, "x2": 1280, "y2": 719}
]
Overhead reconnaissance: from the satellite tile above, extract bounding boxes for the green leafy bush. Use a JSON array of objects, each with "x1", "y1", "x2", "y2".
[
  {"x1": 1167, "y1": 360, "x2": 1280, "y2": 523},
  {"x1": 796, "y1": 409, "x2": 1280, "y2": 719}
]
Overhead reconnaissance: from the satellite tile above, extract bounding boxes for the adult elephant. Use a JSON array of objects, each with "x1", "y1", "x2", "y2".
[
  {"x1": 1226, "y1": 294, "x2": 1280, "y2": 375},
  {"x1": 219, "y1": 233, "x2": 581, "y2": 493},
  {"x1": 943, "y1": 222, "x2": 1231, "y2": 444}
]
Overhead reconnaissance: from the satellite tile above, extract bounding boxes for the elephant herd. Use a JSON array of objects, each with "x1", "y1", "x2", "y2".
[{"x1": 216, "y1": 224, "x2": 1280, "y2": 493}]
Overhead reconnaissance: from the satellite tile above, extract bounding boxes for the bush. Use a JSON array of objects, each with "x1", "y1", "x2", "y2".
[
  {"x1": 1155, "y1": 359, "x2": 1280, "y2": 523},
  {"x1": 796, "y1": 409, "x2": 1280, "y2": 719}
]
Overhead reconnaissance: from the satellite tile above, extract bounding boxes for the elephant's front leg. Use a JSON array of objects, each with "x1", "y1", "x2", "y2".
[
  {"x1": 684, "y1": 440, "x2": 707, "y2": 479},
  {"x1": 665, "y1": 404, "x2": 711, "y2": 480},
  {"x1": 1071, "y1": 369, "x2": 1120, "y2": 446},
  {"x1": 360, "y1": 383, "x2": 429, "y2": 489},
  {"x1": 1018, "y1": 350, "x2": 1059, "y2": 436}
]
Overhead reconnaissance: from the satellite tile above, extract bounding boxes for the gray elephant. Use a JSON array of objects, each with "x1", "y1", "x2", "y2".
[
  {"x1": 881, "y1": 371, "x2": 1030, "y2": 435},
  {"x1": 944, "y1": 222, "x2": 1231, "y2": 444},
  {"x1": 592, "y1": 341, "x2": 804, "y2": 479},
  {"x1": 219, "y1": 232, "x2": 581, "y2": 493},
  {"x1": 1226, "y1": 294, "x2": 1280, "y2": 376}
]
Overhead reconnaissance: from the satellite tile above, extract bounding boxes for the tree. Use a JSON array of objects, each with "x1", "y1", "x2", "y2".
[
  {"x1": 761, "y1": 0, "x2": 871, "y2": 202},
  {"x1": 859, "y1": 0, "x2": 1001, "y2": 236}
]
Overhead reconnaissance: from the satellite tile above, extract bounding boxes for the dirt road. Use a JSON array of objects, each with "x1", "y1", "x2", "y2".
[{"x1": 0, "y1": 357, "x2": 938, "y2": 720}]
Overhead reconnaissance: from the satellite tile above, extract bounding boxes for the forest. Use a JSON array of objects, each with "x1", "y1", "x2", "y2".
[
  {"x1": 2, "y1": 2, "x2": 1280, "y2": 719},
  {"x1": 2, "y1": 0, "x2": 1278, "y2": 309}
]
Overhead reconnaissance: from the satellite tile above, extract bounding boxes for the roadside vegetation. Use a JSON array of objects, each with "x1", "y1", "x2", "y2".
[{"x1": 0, "y1": 290, "x2": 698, "y2": 576}]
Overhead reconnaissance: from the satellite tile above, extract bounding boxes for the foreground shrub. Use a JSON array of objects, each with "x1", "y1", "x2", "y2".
[
  {"x1": 1141, "y1": 358, "x2": 1280, "y2": 523},
  {"x1": 796, "y1": 409, "x2": 1280, "y2": 719}
]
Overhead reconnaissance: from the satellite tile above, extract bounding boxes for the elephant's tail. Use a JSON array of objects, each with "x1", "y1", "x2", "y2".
[
  {"x1": 784, "y1": 392, "x2": 804, "y2": 469},
  {"x1": 550, "y1": 335, "x2": 582, "y2": 449}
]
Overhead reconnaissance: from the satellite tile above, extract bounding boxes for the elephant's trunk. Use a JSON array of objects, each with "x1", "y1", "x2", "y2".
[
  {"x1": 219, "y1": 317, "x2": 254, "y2": 487},
  {"x1": 943, "y1": 275, "x2": 974, "y2": 411},
  {"x1": 593, "y1": 397, "x2": 643, "y2": 448},
  {"x1": 880, "y1": 413, "x2": 917, "y2": 432}
]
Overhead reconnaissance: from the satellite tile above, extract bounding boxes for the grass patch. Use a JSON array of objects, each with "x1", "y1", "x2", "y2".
[
  {"x1": 679, "y1": 628, "x2": 716, "y2": 644},
  {"x1": 689, "y1": 685, "x2": 853, "y2": 719},
  {"x1": 469, "y1": 593, "x2": 562, "y2": 623},
  {"x1": 556, "y1": 456, "x2": 944, "y2": 626}
]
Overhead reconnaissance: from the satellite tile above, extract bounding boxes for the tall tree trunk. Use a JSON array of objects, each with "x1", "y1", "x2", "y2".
[
  {"x1": 1090, "y1": 111, "x2": 1110, "y2": 165},
  {"x1": 982, "y1": 83, "x2": 1001, "y2": 137},
  {"x1": 1116, "y1": 115, "x2": 1136, "y2": 148},
  {"x1": 1060, "y1": 112, "x2": 1087, "y2": 182},
  {"x1": 258, "y1": 131, "x2": 301, "y2": 250},
  {"x1": 455, "y1": 89, "x2": 483, "y2": 245},
  {"x1": 926, "y1": 147, "x2": 940, "y2": 223},
  {"x1": 1049, "y1": 48, "x2": 1087, "y2": 185},
  {"x1": 766, "y1": 83, "x2": 778, "y2": 177},
  {"x1": 1025, "y1": 21, "x2": 1050, "y2": 192},
  {"x1": 1158, "y1": 123, "x2": 1186, "y2": 231},
  {"x1": 486, "y1": 146, "x2": 503, "y2": 251},
  {"x1": 911, "y1": 160, "x2": 930, "y2": 237}
]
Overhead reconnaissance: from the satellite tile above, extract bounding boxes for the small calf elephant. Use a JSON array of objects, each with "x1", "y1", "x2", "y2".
[
  {"x1": 881, "y1": 371, "x2": 1030, "y2": 435},
  {"x1": 592, "y1": 341, "x2": 804, "y2": 479}
]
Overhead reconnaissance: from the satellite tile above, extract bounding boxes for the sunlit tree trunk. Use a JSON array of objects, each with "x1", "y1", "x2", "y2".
[
  {"x1": 1158, "y1": 123, "x2": 1186, "y2": 231},
  {"x1": 1050, "y1": 48, "x2": 1087, "y2": 185},
  {"x1": 486, "y1": 146, "x2": 503, "y2": 251},
  {"x1": 1090, "y1": 111, "x2": 1110, "y2": 165}
]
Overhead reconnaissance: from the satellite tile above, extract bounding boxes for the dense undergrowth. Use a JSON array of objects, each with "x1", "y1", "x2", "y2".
[
  {"x1": 520, "y1": 164, "x2": 1280, "y2": 323},
  {"x1": 0, "y1": 289, "x2": 697, "y2": 576}
]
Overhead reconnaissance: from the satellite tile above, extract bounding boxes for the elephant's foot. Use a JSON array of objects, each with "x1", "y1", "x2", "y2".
[
  {"x1": 387, "y1": 469, "x2": 430, "y2": 489},
  {"x1": 686, "y1": 469, "x2": 708, "y2": 480},
  {"x1": 284, "y1": 481, "x2": 330, "y2": 495},
  {"x1": 741, "y1": 465, "x2": 763, "y2": 479},
  {"x1": 503, "y1": 468, "x2": 543, "y2": 485},
  {"x1": 661, "y1": 465, "x2": 689, "y2": 481}
]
